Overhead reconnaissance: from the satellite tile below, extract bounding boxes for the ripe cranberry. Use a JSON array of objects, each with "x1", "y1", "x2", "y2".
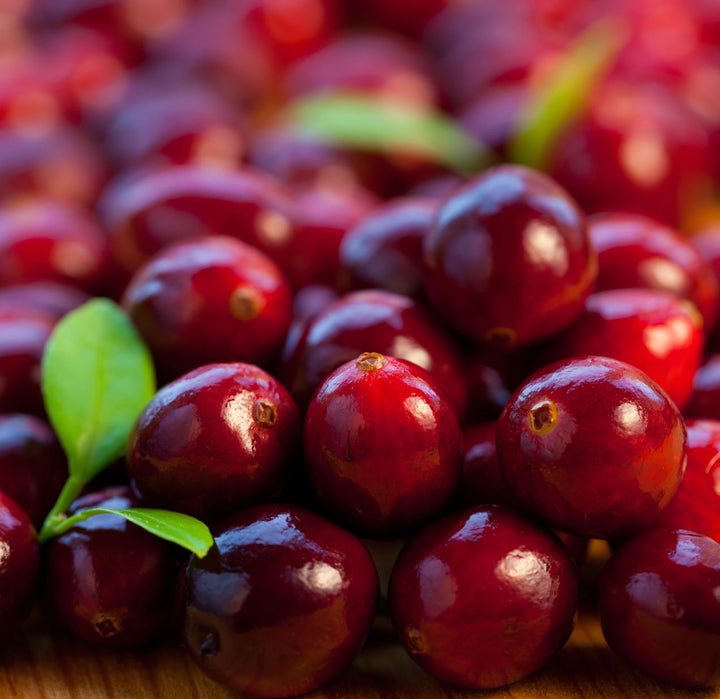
[
  {"x1": 0, "y1": 281, "x2": 90, "y2": 319},
  {"x1": 178, "y1": 503, "x2": 378, "y2": 698},
  {"x1": 686, "y1": 353, "x2": 720, "y2": 419},
  {"x1": 424, "y1": 165, "x2": 595, "y2": 348},
  {"x1": 599, "y1": 529, "x2": 720, "y2": 688},
  {"x1": 46, "y1": 486, "x2": 177, "y2": 647},
  {"x1": 389, "y1": 504, "x2": 578, "y2": 689},
  {"x1": 291, "y1": 284, "x2": 338, "y2": 324},
  {"x1": 127, "y1": 362, "x2": 300, "y2": 522},
  {"x1": 589, "y1": 212, "x2": 719, "y2": 329},
  {"x1": 122, "y1": 236, "x2": 292, "y2": 379},
  {"x1": 338, "y1": 197, "x2": 438, "y2": 300},
  {"x1": 692, "y1": 224, "x2": 720, "y2": 340},
  {"x1": 0, "y1": 414, "x2": 67, "y2": 528},
  {"x1": 542, "y1": 289, "x2": 704, "y2": 411},
  {"x1": 353, "y1": 0, "x2": 447, "y2": 36},
  {"x1": 497, "y1": 356, "x2": 687, "y2": 540},
  {"x1": 281, "y1": 289, "x2": 468, "y2": 418},
  {"x1": 304, "y1": 353, "x2": 461, "y2": 537}
]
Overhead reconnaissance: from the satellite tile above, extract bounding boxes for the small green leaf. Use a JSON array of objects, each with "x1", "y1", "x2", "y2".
[
  {"x1": 41, "y1": 298, "x2": 156, "y2": 483},
  {"x1": 509, "y1": 18, "x2": 627, "y2": 170},
  {"x1": 289, "y1": 92, "x2": 489, "y2": 174}
]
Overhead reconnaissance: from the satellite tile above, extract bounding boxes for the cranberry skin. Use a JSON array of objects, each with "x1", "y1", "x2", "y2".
[
  {"x1": 0, "y1": 415, "x2": 67, "y2": 528},
  {"x1": 424, "y1": 165, "x2": 595, "y2": 347},
  {"x1": 497, "y1": 356, "x2": 687, "y2": 540},
  {"x1": 282, "y1": 289, "x2": 468, "y2": 418},
  {"x1": 0, "y1": 282, "x2": 90, "y2": 319},
  {"x1": 543, "y1": 289, "x2": 704, "y2": 411},
  {"x1": 590, "y1": 213, "x2": 719, "y2": 330},
  {"x1": 122, "y1": 236, "x2": 292, "y2": 379},
  {"x1": 304, "y1": 353, "x2": 461, "y2": 537},
  {"x1": 46, "y1": 486, "x2": 176, "y2": 647},
  {"x1": 598, "y1": 529, "x2": 720, "y2": 688},
  {"x1": 178, "y1": 503, "x2": 378, "y2": 698},
  {"x1": 338, "y1": 197, "x2": 438, "y2": 300},
  {"x1": 127, "y1": 362, "x2": 300, "y2": 522},
  {"x1": 389, "y1": 504, "x2": 578, "y2": 689},
  {"x1": 686, "y1": 354, "x2": 720, "y2": 419}
]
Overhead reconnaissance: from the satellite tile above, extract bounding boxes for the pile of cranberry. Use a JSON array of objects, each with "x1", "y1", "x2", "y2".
[{"x1": 1, "y1": 0, "x2": 720, "y2": 696}]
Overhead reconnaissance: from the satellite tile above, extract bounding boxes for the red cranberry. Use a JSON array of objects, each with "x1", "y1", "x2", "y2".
[
  {"x1": 122, "y1": 236, "x2": 292, "y2": 379},
  {"x1": 178, "y1": 503, "x2": 378, "y2": 698},
  {"x1": 0, "y1": 281, "x2": 90, "y2": 319},
  {"x1": 127, "y1": 362, "x2": 300, "y2": 522},
  {"x1": 589, "y1": 212, "x2": 719, "y2": 329},
  {"x1": 354, "y1": 0, "x2": 448, "y2": 36},
  {"x1": 389, "y1": 504, "x2": 578, "y2": 689},
  {"x1": 497, "y1": 356, "x2": 687, "y2": 540},
  {"x1": 599, "y1": 529, "x2": 720, "y2": 688},
  {"x1": 423, "y1": 165, "x2": 595, "y2": 348},
  {"x1": 542, "y1": 289, "x2": 704, "y2": 411},
  {"x1": 686, "y1": 353, "x2": 720, "y2": 419},
  {"x1": 304, "y1": 353, "x2": 461, "y2": 537},
  {"x1": 46, "y1": 486, "x2": 177, "y2": 647}
]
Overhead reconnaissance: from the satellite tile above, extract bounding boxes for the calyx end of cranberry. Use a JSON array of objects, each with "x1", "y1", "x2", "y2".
[
  {"x1": 529, "y1": 400, "x2": 558, "y2": 435},
  {"x1": 355, "y1": 352, "x2": 387, "y2": 372},
  {"x1": 252, "y1": 399, "x2": 278, "y2": 428},
  {"x1": 229, "y1": 286, "x2": 263, "y2": 321},
  {"x1": 485, "y1": 326, "x2": 517, "y2": 348},
  {"x1": 405, "y1": 626, "x2": 427, "y2": 654}
]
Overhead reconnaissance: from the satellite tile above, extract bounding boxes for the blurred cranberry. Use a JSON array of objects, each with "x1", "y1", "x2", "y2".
[
  {"x1": 0, "y1": 281, "x2": 90, "y2": 318},
  {"x1": 691, "y1": 224, "x2": 720, "y2": 339},
  {"x1": 407, "y1": 173, "x2": 463, "y2": 200},
  {"x1": 685, "y1": 353, "x2": 720, "y2": 420},
  {"x1": 353, "y1": 0, "x2": 448, "y2": 36}
]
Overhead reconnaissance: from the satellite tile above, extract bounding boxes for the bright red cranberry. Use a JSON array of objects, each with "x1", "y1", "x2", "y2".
[
  {"x1": 46, "y1": 486, "x2": 178, "y2": 647},
  {"x1": 497, "y1": 356, "x2": 687, "y2": 540},
  {"x1": 543, "y1": 289, "x2": 704, "y2": 411},
  {"x1": 686, "y1": 353, "x2": 720, "y2": 419},
  {"x1": 304, "y1": 352, "x2": 461, "y2": 537},
  {"x1": 0, "y1": 414, "x2": 67, "y2": 528},
  {"x1": 389, "y1": 504, "x2": 578, "y2": 689},
  {"x1": 589, "y1": 212, "x2": 719, "y2": 329},
  {"x1": 122, "y1": 236, "x2": 293, "y2": 379},
  {"x1": 338, "y1": 197, "x2": 438, "y2": 300},
  {"x1": 281, "y1": 289, "x2": 468, "y2": 418},
  {"x1": 127, "y1": 362, "x2": 300, "y2": 522},
  {"x1": 599, "y1": 529, "x2": 720, "y2": 688},
  {"x1": 424, "y1": 165, "x2": 596, "y2": 348},
  {"x1": 178, "y1": 503, "x2": 378, "y2": 698},
  {"x1": 0, "y1": 281, "x2": 90, "y2": 319}
]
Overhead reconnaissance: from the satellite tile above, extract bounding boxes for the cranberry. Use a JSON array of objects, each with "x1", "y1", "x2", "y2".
[
  {"x1": 122, "y1": 236, "x2": 293, "y2": 379},
  {"x1": 304, "y1": 353, "x2": 461, "y2": 537},
  {"x1": 178, "y1": 503, "x2": 378, "y2": 698},
  {"x1": 497, "y1": 356, "x2": 687, "y2": 540},
  {"x1": 0, "y1": 281, "x2": 90, "y2": 319},
  {"x1": 127, "y1": 362, "x2": 300, "y2": 522},
  {"x1": 686, "y1": 353, "x2": 720, "y2": 419},
  {"x1": 423, "y1": 165, "x2": 596, "y2": 348},
  {"x1": 542, "y1": 289, "x2": 704, "y2": 411},
  {"x1": 45, "y1": 486, "x2": 177, "y2": 647},
  {"x1": 389, "y1": 504, "x2": 578, "y2": 689},
  {"x1": 354, "y1": 0, "x2": 448, "y2": 36},
  {"x1": 598, "y1": 529, "x2": 720, "y2": 688}
]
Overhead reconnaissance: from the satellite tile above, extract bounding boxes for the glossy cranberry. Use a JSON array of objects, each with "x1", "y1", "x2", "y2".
[
  {"x1": 389, "y1": 504, "x2": 578, "y2": 689},
  {"x1": 497, "y1": 356, "x2": 687, "y2": 540},
  {"x1": 599, "y1": 529, "x2": 720, "y2": 688},
  {"x1": 0, "y1": 281, "x2": 90, "y2": 319},
  {"x1": 424, "y1": 165, "x2": 596, "y2": 348},
  {"x1": 0, "y1": 414, "x2": 67, "y2": 528},
  {"x1": 589, "y1": 212, "x2": 719, "y2": 329},
  {"x1": 46, "y1": 486, "x2": 177, "y2": 648},
  {"x1": 127, "y1": 362, "x2": 300, "y2": 521},
  {"x1": 304, "y1": 353, "x2": 461, "y2": 537},
  {"x1": 542, "y1": 289, "x2": 704, "y2": 411},
  {"x1": 122, "y1": 236, "x2": 292, "y2": 379},
  {"x1": 686, "y1": 354, "x2": 720, "y2": 419},
  {"x1": 178, "y1": 503, "x2": 378, "y2": 698},
  {"x1": 338, "y1": 197, "x2": 437, "y2": 300},
  {"x1": 281, "y1": 289, "x2": 468, "y2": 418}
]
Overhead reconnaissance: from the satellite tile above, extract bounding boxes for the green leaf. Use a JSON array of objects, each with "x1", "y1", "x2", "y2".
[
  {"x1": 50, "y1": 508, "x2": 214, "y2": 558},
  {"x1": 509, "y1": 18, "x2": 627, "y2": 170},
  {"x1": 289, "y1": 92, "x2": 489, "y2": 174},
  {"x1": 41, "y1": 298, "x2": 156, "y2": 483}
]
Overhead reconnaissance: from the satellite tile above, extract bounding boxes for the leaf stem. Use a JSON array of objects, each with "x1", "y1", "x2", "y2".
[{"x1": 38, "y1": 474, "x2": 86, "y2": 543}]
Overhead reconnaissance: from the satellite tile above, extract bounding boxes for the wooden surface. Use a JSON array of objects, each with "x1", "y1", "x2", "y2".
[{"x1": 1, "y1": 608, "x2": 717, "y2": 699}]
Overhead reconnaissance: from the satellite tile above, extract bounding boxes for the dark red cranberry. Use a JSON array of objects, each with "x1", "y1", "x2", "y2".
[
  {"x1": 686, "y1": 353, "x2": 720, "y2": 419},
  {"x1": 542, "y1": 289, "x2": 704, "y2": 411},
  {"x1": 45, "y1": 486, "x2": 177, "y2": 648},
  {"x1": 122, "y1": 236, "x2": 293, "y2": 379},
  {"x1": 127, "y1": 362, "x2": 300, "y2": 522},
  {"x1": 178, "y1": 503, "x2": 378, "y2": 698},
  {"x1": 497, "y1": 356, "x2": 687, "y2": 540},
  {"x1": 692, "y1": 224, "x2": 720, "y2": 339},
  {"x1": 0, "y1": 414, "x2": 67, "y2": 528},
  {"x1": 589, "y1": 212, "x2": 719, "y2": 329},
  {"x1": 338, "y1": 197, "x2": 438, "y2": 300},
  {"x1": 389, "y1": 504, "x2": 578, "y2": 689},
  {"x1": 281, "y1": 289, "x2": 468, "y2": 418},
  {"x1": 354, "y1": 0, "x2": 448, "y2": 36},
  {"x1": 304, "y1": 353, "x2": 461, "y2": 537},
  {"x1": 599, "y1": 529, "x2": 720, "y2": 688},
  {"x1": 0, "y1": 282, "x2": 90, "y2": 319},
  {"x1": 424, "y1": 165, "x2": 596, "y2": 348}
]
